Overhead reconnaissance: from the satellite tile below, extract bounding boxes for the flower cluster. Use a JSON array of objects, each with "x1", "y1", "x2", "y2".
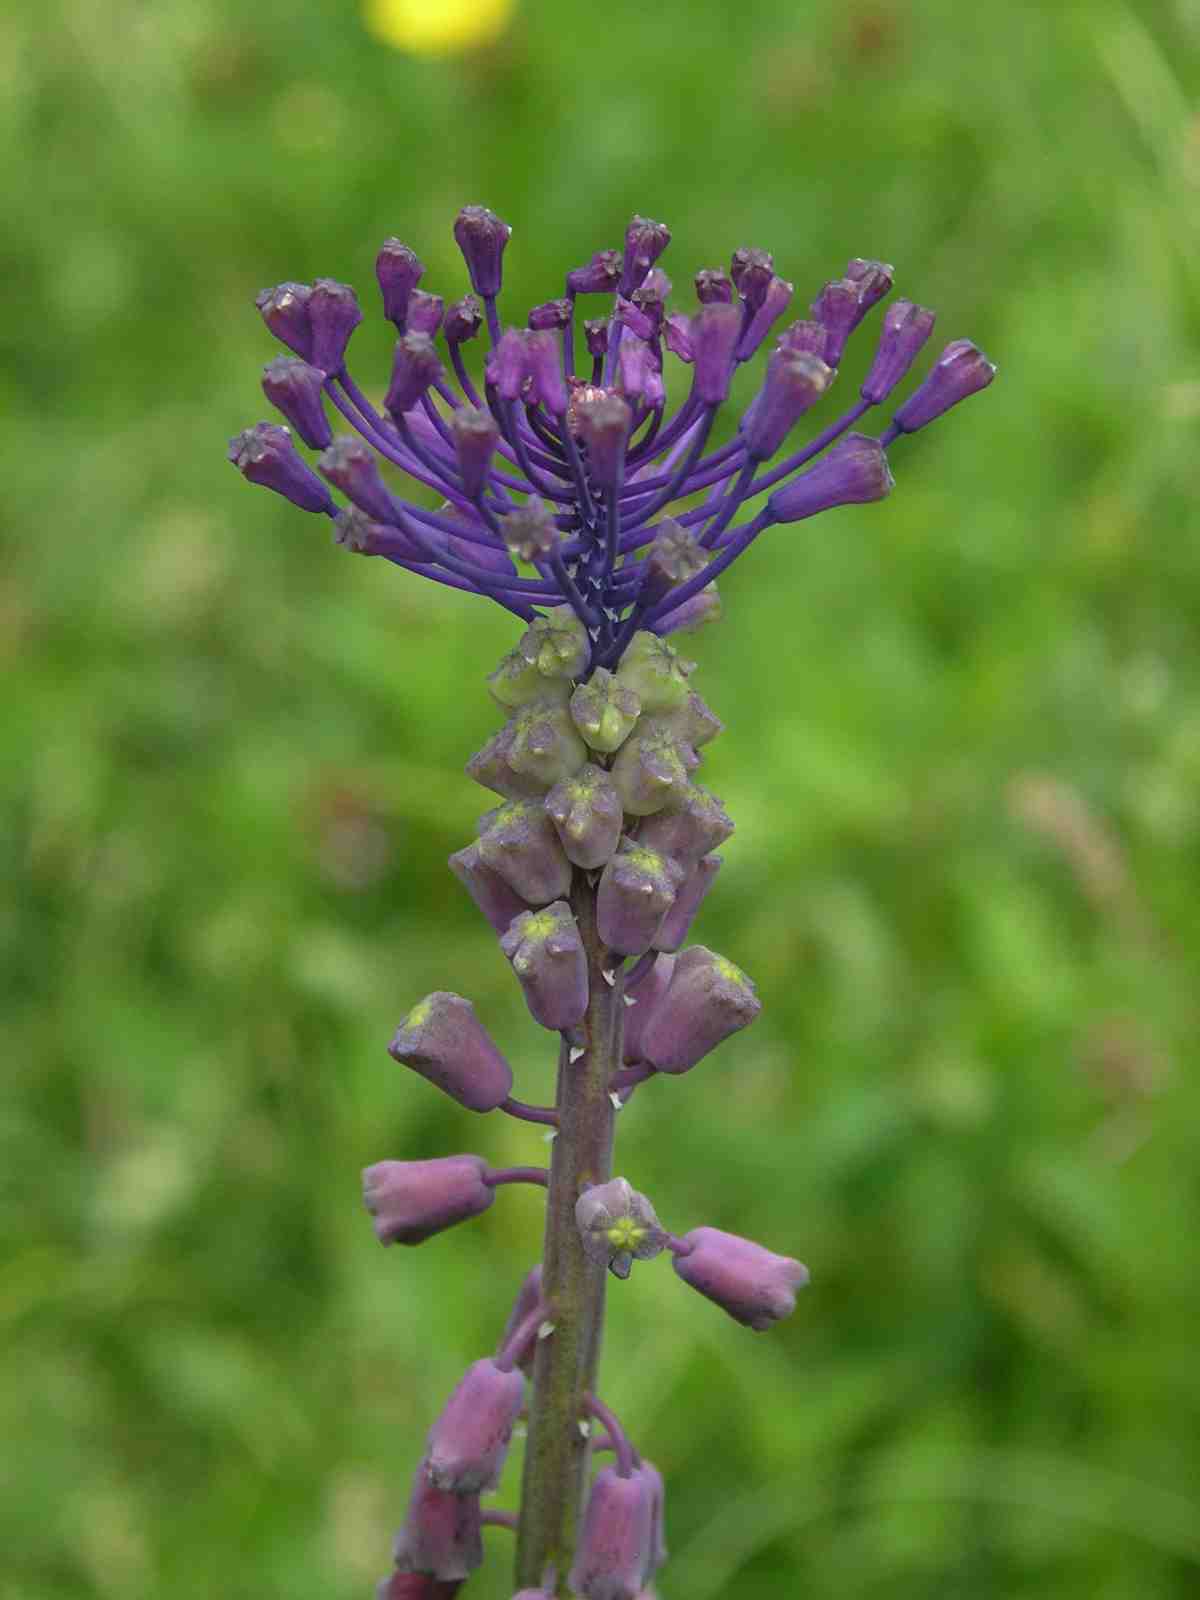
[{"x1": 229, "y1": 206, "x2": 992, "y2": 1600}]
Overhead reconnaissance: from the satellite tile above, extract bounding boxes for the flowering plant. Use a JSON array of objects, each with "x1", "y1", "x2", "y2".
[{"x1": 230, "y1": 204, "x2": 992, "y2": 1599}]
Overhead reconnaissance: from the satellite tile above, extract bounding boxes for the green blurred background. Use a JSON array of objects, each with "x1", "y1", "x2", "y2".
[{"x1": 4, "y1": 0, "x2": 1200, "y2": 1595}]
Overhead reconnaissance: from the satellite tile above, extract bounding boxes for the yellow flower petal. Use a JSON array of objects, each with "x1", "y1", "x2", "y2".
[{"x1": 363, "y1": 0, "x2": 516, "y2": 55}]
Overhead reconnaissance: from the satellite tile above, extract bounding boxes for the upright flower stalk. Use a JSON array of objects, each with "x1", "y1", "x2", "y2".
[{"x1": 231, "y1": 204, "x2": 993, "y2": 1599}]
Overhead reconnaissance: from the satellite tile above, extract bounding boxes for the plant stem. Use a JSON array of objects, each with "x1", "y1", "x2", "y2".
[{"x1": 515, "y1": 870, "x2": 623, "y2": 1593}]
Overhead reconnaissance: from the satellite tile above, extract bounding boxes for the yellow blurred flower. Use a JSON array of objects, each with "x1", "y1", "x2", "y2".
[{"x1": 363, "y1": 0, "x2": 516, "y2": 55}]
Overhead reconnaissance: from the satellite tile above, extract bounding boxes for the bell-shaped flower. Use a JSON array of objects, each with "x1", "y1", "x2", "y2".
[
  {"x1": 622, "y1": 953, "x2": 675, "y2": 1065},
  {"x1": 387, "y1": 992, "x2": 513, "y2": 1111},
  {"x1": 426, "y1": 1358, "x2": 525, "y2": 1492},
  {"x1": 477, "y1": 800, "x2": 573, "y2": 905},
  {"x1": 519, "y1": 606, "x2": 590, "y2": 680},
  {"x1": 672, "y1": 1227, "x2": 809, "y2": 1330},
  {"x1": 653, "y1": 854, "x2": 722, "y2": 952},
  {"x1": 610, "y1": 724, "x2": 697, "y2": 817},
  {"x1": 496, "y1": 1264, "x2": 543, "y2": 1372},
  {"x1": 362, "y1": 1156, "x2": 494, "y2": 1246},
  {"x1": 448, "y1": 841, "x2": 530, "y2": 935},
  {"x1": 614, "y1": 632, "x2": 695, "y2": 714},
  {"x1": 636, "y1": 784, "x2": 732, "y2": 869},
  {"x1": 501, "y1": 902, "x2": 589, "y2": 1031},
  {"x1": 596, "y1": 840, "x2": 686, "y2": 956},
  {"x1": 545, "y1": 765, "x2": 624, "y2": 870},
  {"x1": 569, "y1": 1465, "x2": 655, "y2": 1600},
  {"x1": 393, "y1": 1459, "x2": 483, "y2": 1581},
  {"x1": 638, "y1": 946, "x2": 760, "y2": 1074}
]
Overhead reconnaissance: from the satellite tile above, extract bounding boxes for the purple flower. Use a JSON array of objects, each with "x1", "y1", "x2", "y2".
[
  {"x1": 891, "y1": 338, "x2": 996, "y2": 432},
  {"x1": 652, "y1": 854, "x2": 722, "y2": 952},
  {"x1": 307, "y1": 277, "x2": 362, "y2": 374},
  {"x1": 861, "y1": 299, "x2": 936, "y2": 405},
  {"x1": 501, "y1": 901, "x2": 589, "y2": 1031},
  {"x1": 569, "y1": 1465, "x2": 656, "y2": 1600},
  {"x1": 638, "y1": 945, "x2": 760, "y2": 1074},
  {"x1": 387, "y1": 992, "x2": 513, "y2": 1112},
  {"x1": 227, "y1": 423, "x2": 333, "y2": 513},
  {"x1": 576, "y1": 1177, "x2": 667, "y2": 1279},
  {"x1": 375, "y1": 239, "x2": 424, "y2": 329},
  {"x1": 393, "y1": 1460, "x2": 483, "y2": 1580},
  {"x1": 545, "y1": 764, "x2": 625, "y2": 870},
  {"x1": 447, "y1": 841, "x2": 530, "y2": 934},
  {"x1": 672, "y1": 1227, "x2": 809, "y2": 1330},
  {"x1": 622, "y1": 953, "x2": 675, "y2": 1065},
  {"x1": 477, "y1": 799, "x2": 573, "y2": 904},
  {"x1": 596, "y1": 840, "x2": 686, "y2": 956},
  {"x1": 426, "y1": 1358, "x2": 525, "y2": 1492},
  {"x1": 362, "y1": 1156, "x2": 494, "y2": 1246},
  {"x1": 453, "y1": 205, "x2": 511, "y2": 298},
  {"x1": 260, "y1": 357, "x2": 332, "y2": 449},
  {"x1": 766, "y1": 433, "x2": 893, "y2": 525}
]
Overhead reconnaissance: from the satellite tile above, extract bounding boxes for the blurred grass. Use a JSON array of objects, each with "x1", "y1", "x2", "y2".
[{"x1": 3, "y1": 0, "x2": 1200, "y2": 1596}]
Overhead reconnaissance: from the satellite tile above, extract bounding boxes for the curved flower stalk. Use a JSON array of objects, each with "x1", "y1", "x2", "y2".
[{"x1": 229, "y1": 206, "x2": 993, "y2": 1598}]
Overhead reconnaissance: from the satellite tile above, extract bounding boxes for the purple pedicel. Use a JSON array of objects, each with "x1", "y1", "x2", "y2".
[
  {"x1": 497, "y1": 1264, "x2": 543, "y2": 1372},
  {"x1": 387, "y1": 992, "x2": 513, "y2": 1111},
  {"x1": 672, "y1": 1226, "x2": 809, "y2": 1330},
  {"x1": 501, "y1": 901, "x2": 589, "y2": 1031},
  {"x1": 891, "y1": 338, "x2": 996, "y2": 433},
  {"x1": 362, "y1": 1156, "x2": 494, "y2": 1246},
  {"x1": 622, "y1": 952, "x2": 675, "y2": 1065},
  {"x1": 448, "y1": 841, "x2": 530, "y2": 934},
  {"x1": 569, "y1": 1465, "x2": 655, "y2": 1600},
  {"x1": 653, "y1": 854, "x2": 721, "y2": 952},
  {"x1": 638, "y1": 945, "x2": 760, "y2": 1074},
  {"x1": 227, "y1": 423, "x2": 332, "y2": 513},
  {"x1": 393, "y1": 1460, "x2": 483, "y2": 1581},
  {"x1": 261, "y1": 357, "x2": 333, "y2": 450},
  {"x1": 426, "y1": 1357, "x2": 525, "y2": 1492}
]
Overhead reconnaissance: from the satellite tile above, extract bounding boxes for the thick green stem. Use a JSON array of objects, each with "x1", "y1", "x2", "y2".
[{"x1": 515, "y1": 870, "x2": 623, "y2": 1594}]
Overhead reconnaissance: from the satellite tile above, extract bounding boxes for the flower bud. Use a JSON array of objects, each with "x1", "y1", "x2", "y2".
[
  {"x1": 444, "y1": 294, "x2": 483, "y2": 345},
  {"x1": 407, "y1": 290, "x2": 444, "y2": 338},
  {"x1": 426, "y1": 1358, "x2": 525, "y2": 1492},
  {"x1": 694, "y1": 267, "x2": 734, "y2": 305},
  {"x1": 363, "y1": 1156, "x2": 494, "y2": 1246},
  {"x1": 890, "y1": 338, "x2": 996, "y2": 432},
  {"x1": 614, "y1": 631, "x2": 694, "y2": 714},
  {"x1": 376, "y1": 239, "x2": 425, "y2": 329},
  {"x1": 334, "y1": 506, "x2": 422, "y2": 560},
  {"x1": 477, "y1": 800, "x2": 573, "y2": 904},
  {"x1": 672, "y1": 1227, "x2": 809, "y2": 1330},
  {"x1": 487, "y1": 642, "x2": 573, "y2": 711},
  {"x1": 652, "y1": 854, "x2": 721, "y2": 952},
  {"x1": 454, "y1": 205, "x2": 511, "y2": 298},
  {"x1": 616, "y1": 337, "x2": 661, "y2": 408},
  {"x1": 388, "y1": 992, "x2": 513, "y2": 1112},
  {"x1": 519, "y1": 605, "x2": 590, "y2": 680},
  {"x1": 501, "y1": 901, "x2": 589, "y2": 1030},
  {"x1": 810, "y1": 275, "x2": 864, "y2": 367},
  {"x1": 662, "y1": 313, "x2": 693, "y2": 362},
  {"x1": 466, "y1": 721, "x2": 560, "y2": 801},
  {"x1": 261, "y1": 357, "x2": 333, "y2": 449},
  {"x1": 767, "y1": 433, "x2": 893, "y2": 525},
  {"x1": 501, "y1": 497, "x2": 560, "y2": 564},
  {"x1": 616, "y1": 295, "x2": 655, "y2": 344},
  {"x1": 448, "y1": 841, "x2": 531, "y2": 934},
  {"x1": 497, "y1": 1264, "x2": 543, "y2": 1371},
  {"x1": 844, "y1": 256, "x2": 894, "y2": 313},
  {"x1": 448, "y1": 406, "x2": 500, "y2": 501},
  {"x1": 568, "y1": 250, "x2": 622, "y2": 295},
  {"x1": 622, "y1": 953, "x2": 675, "y2": 1065},
  {"x1": 776, "y1": 319, "x2": 828, "y2": 357},
  {"x1": 529, "y1": 297, "x2": 572, "y2": 331},
  {"x1": 673, "y1": 691, "x2": 723, "y2": 748},
  {"x1": 569, "y1": 669, "x2": 641, "y2": 755},
  {"x1": 657, "y1": 588, "x2": 722, "y2": 636},
  {"x1": 639, "y1": 946, "x2": 760, "y2": 1073},
  {"x1": 636, "y1": 783, "x2": 733, "y2": 869},
  {"x1": 596, "y1": 840, "x2": 686, "y2": 955},
  {"x1": 610, "y1": 723, "x2": 697, "y2": 818},
  {"x1": 638, "y1": 520, "x2": 708, "y2": 610},
  {"x1": 737, "y1": 274, "x2": 794, "y2": 361},
  {"x1": 525, "y1": 329, "x2": 569, "y2": 414},
  {"x1": 318, "y1": 436, "x2": 398, "y2": 523},
  {"x1": 386, "y1": 333, "x2": 445, "y2": 419},
  {"x1": 731, "y1": 246, "x2": 774, "y2": 310},
  {"x1": 620, "y1": 215, "x2": 671, "y2": 295},
  {"x1": 576, "y1": 1177, "x2": 667, "y2": 1279},
  {"x1": 741, "y1": 350, "x2": 833, "y2": 461},
  {"x1": 504, "y1": 698, "x2": 589, "y2": 788},
  {"x1": 307, "y1": 277, "x2": 362, "y2": 374},
  {"x1": 583, "y1": 318, "x2": 610, "y2": 359},
  {"x1": 393, "y1": 1460, "x2": 483, "y2": 1581},
  {"x1": 569, "y1": 1465, "x2": 655, "y2": 1600},
  {"x1": 860, "y1": 299, "x2": 935, "y2": 404},
  {"x1": 255, "y1": 281, "x2": 313, "y2": 359},
  {"x1": 574, "y1": 390, "x2": 633, "y2": 489},
  {"x1": 690, "y1": 303, "x2": 741, "y2": 405},
  {"x1": 545, "y1": 764, "x2": 624, "y2": 870},
  {"x1": 228, "y1": 423, "x2": 333, "y2": 514}
]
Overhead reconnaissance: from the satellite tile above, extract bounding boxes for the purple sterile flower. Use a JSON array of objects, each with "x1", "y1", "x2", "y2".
[
  {"x1": 307, "y1": 277, "x2": 362, "y2": 374},
  {"x1": 261, "y1": 356, "x2": 332, "y2": 449},
  {"x1": 620, "y1": 215, "x2": 671, "y2": 295},
  {"x1": 861, "y1": 298, "x2": 936, "y2": 405},
  {"x1": 255, "y1": 281, "x2": 313, "y2": 359},
  {"x1": 567, "y1": 249, "x2": 622, "y2": 295},
  {"x1": 448, "y1": 840, "x2": 530, "y2": 934},
  {"x1": 228, "y1": 423, "x2": 333, "y2": 513},
  {"x1": 662, "y1": 313, "x2": 693, "y2": 362},
  {"x1": 334, "y1": 505, "x2": 423, "y2": 560},
  {"x1": 890, "y1": 338, "x2": 996, "y2": 432},
  {"x1": 576, "y1": 1177, "x2": 668, "y2": 1279},
  {"x1": 737, "y1": 273, "x2": 794, "y2": 362},
  {"x1": 318, "y1": 435, "x2": 398, "y2": 523},
  {"x1": 690, "y1": 302, "x2": 742, "y2": 405},
  {"x1": 501, "y1": 497, "x2": 560, "y2": 565},
  {"x1": 443, "y1": 294, "x2": 483, "y2": 345},
  {"x1": 477, "y1": 800, "x2": 573, "y2": 905},
  {"x1": 636, "y1": 783, "x2": 733, "y2": 869},
  {"x1": 583, "y1": 317, "x2": 610, "y2": 359},
  {"x1": 407, "y1": 290, "x2": 444, "y2": 338},
  {"x1": 529, "y1": 297, "x2": 572, "y2": 331},
  {"x1": 386, "y1": 333, "x2": 444, "y2": 418},
  {"x1": 569, "y1": 1465, "x2": 655, "y2": 1600},
  {"x1": 596, "y1": 839, "x2": 687, "y2": 956},
  {"x1": 622, "y1": 952, "x2": 675, "y2": 1065},
  {"x1": 393, "y1": 1460, "x2": 484, "y2": 1581},
  {"x1": 501, "y1": 901, "x2": 589, "y2": 1031},
  {"x1": 638, "y1": 945, "x2": 760, "y2": 1074},
  {"x1": 454, "y1": 204, "x2": 511, "y2": 298},
  {"x1": 766, "y1": 433, "x2": 893, "y2": 525},
  {"x1": 617, "y1": 338, "x2": 662, "y2": 408},
  {"x1": 569, "y1": 670, "x2": 641, "y2": 755},
  {"x1": 525, "y1": 329, "x2": 569, "y2": 414},
  {"x1": 376, "y1": 239, "x2": 425, "y2": 329},
  {"x1": 730, "y1": 246, "x2": 775, "y2": 310},
  {"x1": 777, "y1": 318, "x2": 828, "y2": 356},
  {"x1": 845, "y1": 255, "x2": 894, "y2": 311},
  {"x1": 426, "y1": 1358, "x2": 525, "y2": 1492},
  {"x1": 741, "y1": 349, "x2": 833, "y2": 462},
  {"x1": 652, "y1": 854, "x2": 722, "y2": 952},
  {"x1": 545, "y1": 764, "x2": 625, "y2": 870},
  {"x1": 811, "y1": 259, "x2": 892, "y2": 367},
  {"x1": 572, "y1": 389, "x2": 633, "y2": 489},
  {"x1": 377, "y1": 1574, "x2": 462, "y2": 1600},
  {"x1": 363, "y1": 1156, "x2": 494, "y2": 1246},
  {"x1": 448, "y1": 405, "x2": 499, "y2": 501},
  {"x1": 695, "y1": 266, "x2": 734, "y2": 304},
  {"x1": 671, "y1": 1227, "x2": 809, "y2": 1330},
  {"x1": 387, "y1": 992, "x2": 513, "y2": 1112}
]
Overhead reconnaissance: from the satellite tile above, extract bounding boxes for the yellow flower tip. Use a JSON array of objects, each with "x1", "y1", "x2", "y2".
[{"x1": 363, "y1": 0, "x2": 516, "y2": 56}]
